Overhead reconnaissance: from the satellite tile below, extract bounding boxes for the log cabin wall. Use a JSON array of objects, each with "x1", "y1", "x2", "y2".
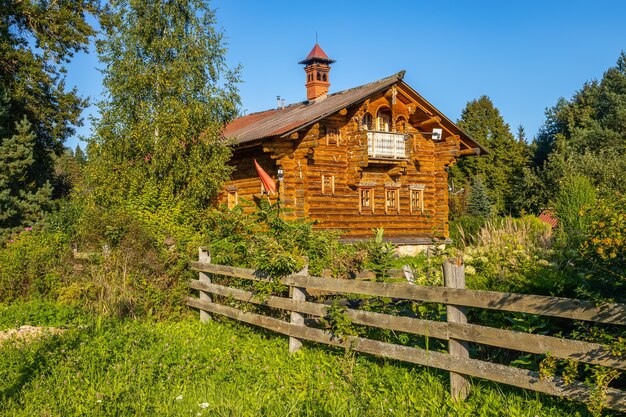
[
  {"x1": 219, "y1": 82, "x2": 465, "y2": 244},
  {"x1": 217, "y1": 146, "x2": 277, "y2": 212}
]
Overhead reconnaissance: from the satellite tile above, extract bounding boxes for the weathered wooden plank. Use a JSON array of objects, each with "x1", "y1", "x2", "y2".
[
  {"x1": 447, "y1": 322, "x2": 625, "y2": 370},
  {"x1": 281, "y1": 274, "x2": 626, "y2": 325},
  {"x1": 185, "y1": 297, "x2": 626, "y2": 412},
  {"x1": 444, "y1": 259, "x2": 470, "y2": 402},
  {"x1": 188, "y1": 279, "x2": 449, "y2": 339},
  {"x1": 189, "y1": 279, "x2": 624, "y2": 369},
  {"x1": 289, "y1": 262, "x2": 308, "y2": 353},
  {"x1": 190, "y1": 263, "x2": 626, "y2": 325},
  {"x1": 198, "y1": 248, "x2": 212, "y2": 322}
]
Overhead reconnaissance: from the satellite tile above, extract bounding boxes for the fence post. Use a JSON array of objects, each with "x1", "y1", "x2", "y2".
[
  {"x1": 199, "y1": 247, "x2": 212, "y2": 323},
  {"x1": 289, "y1": 258, "x2": 309, "y2": 353},
  {"x1": 443, "y1": 258, "x2": 470, "y2": 402}
]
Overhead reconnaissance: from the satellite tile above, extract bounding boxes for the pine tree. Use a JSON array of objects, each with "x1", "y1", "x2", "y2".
[
  {"x1": 74, "y1": 145, "x2": 86, "y2": 165},
  {"x1": 0, "y1": 116, "x2": 52, "y2": 240},
  {"x1": 533, "y1": 51, "x2": 626, "y2": 205},
  {"x1": 89, "y1": 0, "x2": 240, "y2": 207},
  {"x1": 467, "y1": 176, "x2": 492, "y2": 217},
  {"x1": 451, "y1": 96, "x2": 531, "y2": 215},
  {"x1": 0, "y1": 0, "x2": 99, "y2": 186}
]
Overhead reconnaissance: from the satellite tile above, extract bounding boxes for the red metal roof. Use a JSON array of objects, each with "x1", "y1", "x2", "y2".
[
  {"x1": 298, "y1": 43, "x2": 335, "y2": 64},
  {"x1": 222, "y1": 71, "x2": 487, "y2": 155},
  {"x1": 538, "y1": 209, "x2": 558, "y2": 228},
  {"x1": 224, "y1": 72, "x2": 404, "y2": 144}
]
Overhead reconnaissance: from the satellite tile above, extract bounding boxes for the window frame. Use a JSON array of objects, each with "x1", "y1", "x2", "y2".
[
  {"x1": 321, "y1": 175, "x2": 335, "y2": 195},
  {"x1": 359, "y1": 187, "x2": 374, "y2": 214},
  {"x1": 409, "y1": 185, "x2": 425, "y2": 214},
  {"x1": 384, "y1": 187, "x2": 400, "y2": 214}
]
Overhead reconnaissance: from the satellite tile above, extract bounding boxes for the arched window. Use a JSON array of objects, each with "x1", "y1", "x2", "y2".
[
  {"x1": 322, "y1": 73, "x2": 327, "y2": 81},
  {"x1": 376, "y1": 108, "x2": 391, "y2": 132},
  {"x1": 362, "y1": 112, "x2": 373, "y2": 130},
  {"x1": 317, "y1": 72, "x2": 321, "y2": 81}
]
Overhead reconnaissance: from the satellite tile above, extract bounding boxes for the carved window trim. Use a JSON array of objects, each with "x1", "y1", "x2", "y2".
[
  {"x1": 359, "y1": 187, "x2": 374, "y2": 214},
  {"x1": 410, "y1": 184, "x2": 426, "y2": 214},
  {"x1": 385, "y1": 187, "x2": 400, "y2": 214},
  {"x1": 321, "y1": 175, "x2": 335, "y2": 195}
]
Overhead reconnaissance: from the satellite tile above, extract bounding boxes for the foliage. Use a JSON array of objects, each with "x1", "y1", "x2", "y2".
[
  {"x1": 576, "y1": 193, "x2": 626, "y2": 302},
  {"x1": 0, "y1": 115, "x2": 53, "y2": 241},
  {"x1": 206, "y1": 200, "x2": 348, "y2": 278},
  {"x1": 467, "y1": 175, "x2": 493, "y2": 217},
  {"x1": 554, "y1": 175, "x2": 596, "y2": 248},
  {"x1": 0, "y1": 0, "x2": 98, "y2": 218},
  {"x1": 89, "y1": 0, "x2": 240, "y2": 209},
  {"x1": 450, "y1": 95, "x2": 531, "y2": 215},
  {"x1": 533, "y1": 52, "x2": 626, "y2": 208},
  {"x1": 0, "y1": 304, "x2": 592, "y2": 416},
  {"x1": 0, "y1": 229, "x2": 73, "y2": 302}
]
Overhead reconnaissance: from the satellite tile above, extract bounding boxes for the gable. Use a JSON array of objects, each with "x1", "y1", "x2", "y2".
[{"x1": 223, "y1": 72, "x2": 487, "y2": 155}]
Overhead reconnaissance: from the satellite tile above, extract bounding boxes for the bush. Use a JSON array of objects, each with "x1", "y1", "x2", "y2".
[
  {"x1": 0, "y1": 229, "x2": 73, "y2": 302},
  {"x1": 555, "y1": 175, "x2": 596, "y2": 248}
]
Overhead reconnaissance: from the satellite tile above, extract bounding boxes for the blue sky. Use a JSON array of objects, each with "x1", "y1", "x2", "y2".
[{"x1": 65, "y1": 0, "x2": 626, "y2": 149}]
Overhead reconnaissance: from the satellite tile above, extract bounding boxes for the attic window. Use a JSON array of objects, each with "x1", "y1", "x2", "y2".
[
  {"x1": 326, "y1": 127, "x2": 340, "y2": 145},
  {"x1": 377, "y1": 109, "x2": 391, "y2": 132}
]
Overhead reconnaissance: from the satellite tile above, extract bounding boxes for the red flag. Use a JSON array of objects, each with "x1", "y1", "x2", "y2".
[{"x1": 254, "y1": 159, "x2": 276, "y2": 195}]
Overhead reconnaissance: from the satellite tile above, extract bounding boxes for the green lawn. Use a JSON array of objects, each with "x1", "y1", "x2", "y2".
[{"x1": 0, "y1": 302, "x2": 597, "y2": 416}]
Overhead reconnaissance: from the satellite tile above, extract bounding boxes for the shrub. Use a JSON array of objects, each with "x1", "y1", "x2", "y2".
[
  {"x1": 555, "y1": 175, "x2": 596, "y2": 248},
  {"x1": 0, "y1": 229, "x2": 73, "y2": 302}
]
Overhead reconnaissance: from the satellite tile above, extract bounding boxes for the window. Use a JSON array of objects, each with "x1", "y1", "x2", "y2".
[
  {"x1": 410, "y1": 185, "x2": 425, "y2": 214},
  {"x1": 377, "y1": 109, "x2": 391, "y2": 132},
  {"x1": 362, "y1": 113, "x2": 373, "y2": 130},
  {"x1": 227, "y1": 190, "x2": 238, "y2": 209},
  {"x1": 322, "y1": 175, "x2": 335, "y2": 195},
  {"x1": 385, "y1": 188, "x2": 399, "y2": 213},
  {"x1": 326, "y1": 127, "x2": 340, "y2": 145},
  {"x1": 322, "y1": 73, "x2": 327, "y2": 81},
  {"x1": 317, "y1": 72, "x2": 321, "y2": 81},
  {"x1": 359, "y1": 188, "x2": 374, "y2": 214}
]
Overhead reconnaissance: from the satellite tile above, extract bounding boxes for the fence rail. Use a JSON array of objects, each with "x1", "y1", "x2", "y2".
[{"x1": 187, "y1": 250, "x2": 626, "y2": 412}]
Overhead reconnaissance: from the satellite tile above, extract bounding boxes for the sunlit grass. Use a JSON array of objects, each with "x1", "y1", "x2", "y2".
[{"x1": 0, "y1": 302, "x2": 596, "y2": 416}]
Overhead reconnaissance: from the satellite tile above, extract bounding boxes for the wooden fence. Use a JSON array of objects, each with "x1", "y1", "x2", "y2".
[{"x1": 187, "y1": 248, "x2": 626, "y2": 412}]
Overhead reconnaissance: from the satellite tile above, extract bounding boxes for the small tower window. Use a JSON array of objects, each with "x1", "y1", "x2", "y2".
[
  {"x1": 322, "y1": 73, "x2": 327, "y2": 81},
  {"x1": 317, "y1": 72, "x2": 321, "y2": 81}
]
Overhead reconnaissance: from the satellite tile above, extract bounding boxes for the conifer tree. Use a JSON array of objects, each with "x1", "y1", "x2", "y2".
[
  {"x1": 0, "y1": 116, "x2": 52, "y2": 240},
  {"x1": 89, "y1": 0, "x2": 240, "y2": 208},
  {"x1": 467, "y1": 176, "x2": 492, "y2": 217},
  {"x1": 450, "y1": 96, "x2": 530, "y2": 215}
]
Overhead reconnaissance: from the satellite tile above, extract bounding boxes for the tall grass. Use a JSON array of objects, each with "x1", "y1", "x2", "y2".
[{"x1": 0, "y1": 302, "x2": 594, "y2": 417}]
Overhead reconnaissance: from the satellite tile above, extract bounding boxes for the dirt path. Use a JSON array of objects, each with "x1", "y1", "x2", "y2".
[{"x1": 0, "y1": 326, "x2": 63, "y2": 345}]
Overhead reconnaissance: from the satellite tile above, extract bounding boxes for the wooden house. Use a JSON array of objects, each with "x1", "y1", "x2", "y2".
[{"x1": 219, "y1": 43, "x2": 486, "y2": 246}]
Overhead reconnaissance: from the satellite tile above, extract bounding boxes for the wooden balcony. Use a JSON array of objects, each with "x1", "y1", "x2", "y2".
[{"x1": 367, "y1": 131, "x2": 408, "y2": 160}]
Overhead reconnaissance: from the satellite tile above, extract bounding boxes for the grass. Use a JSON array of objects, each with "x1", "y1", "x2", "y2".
[{"x1": 0, "y1": 302, "x2": 601, "y2": 416}]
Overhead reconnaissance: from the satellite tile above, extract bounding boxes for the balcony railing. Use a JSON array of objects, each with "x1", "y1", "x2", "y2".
[{"x1": 367, "y1": 131, "x2": 408, "y2": 160}]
